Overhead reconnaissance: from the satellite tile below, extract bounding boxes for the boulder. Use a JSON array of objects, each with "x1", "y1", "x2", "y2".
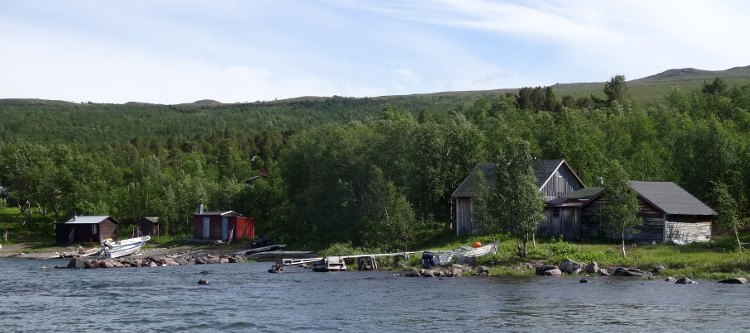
[
  {"x1": 598, "y1": 269, "x2": 610, "y2": 276},
  {"x1": 477, "y1": 266, "x2": 490, "y2": 277},
  {"x1": 612, "y1": 267, "x2": 646, "y2": 277},
  {"x1": 197, "y1": 279, "x2": 209, "y2": 285},
  {"x1": 585, "y1": 261, "x2": 599, "y2": 274},
  {"x1": 665, "y1": 276, "x2": 677, "y2": 282},
  {"x1": 579, "y1": 278, "x2": 589, "y2": 283},
  {"x1": 419, "y1": 269, "x2": 435, "y2": 277},
  {"x1": 651, "y1": 265, "x2": 666, "y2": 275},
  {"x1": 98, "y1": 259, "x2": 115, "y2": 268},
  {"x1": 66, "y1": 258, "x2": 88, "y2": 269},
  {"x1": 535, "y1": 265, "x2": 559, "y2": 276},
  {"x1": 404, "y1": 270, "x2": 421, "y2": 277},
  {"x1": 559, "y1": 259, "x2": 583, "y2": 274},
  {"x1": 675, "y1": 277, "x2": 697, "y2": 285},
  {"x1": 543, "y1": 268, "x2": 562, "y2": 276},
  {"x1": 718, "y1": 277, "x2": 747, "y2": 284},
  {"x1": 228, "y1": 256, "x2": 242, "y2": 263}
]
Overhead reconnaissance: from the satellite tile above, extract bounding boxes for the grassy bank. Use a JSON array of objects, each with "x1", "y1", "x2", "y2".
[{"x1": 320, "y1": 234, "x2": 750, "y2": 281}]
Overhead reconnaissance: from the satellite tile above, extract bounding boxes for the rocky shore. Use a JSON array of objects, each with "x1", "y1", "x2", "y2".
[{"x1": 57, "y1": 253, "x2": 245, "y2": 269}]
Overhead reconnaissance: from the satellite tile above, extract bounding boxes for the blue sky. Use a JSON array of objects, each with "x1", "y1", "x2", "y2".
[{"x1": 2, "y1": 0, "x2": 749, "y2": 104}]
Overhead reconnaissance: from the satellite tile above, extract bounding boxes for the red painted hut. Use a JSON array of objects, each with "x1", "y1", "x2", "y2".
[{"x1": 193, "y1": 210, "x2": 255, "y2": 241}]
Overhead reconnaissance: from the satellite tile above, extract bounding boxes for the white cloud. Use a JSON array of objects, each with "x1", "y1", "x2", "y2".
[{"x1": 2, "y1": 0, "x2": 750, "y2": 103}]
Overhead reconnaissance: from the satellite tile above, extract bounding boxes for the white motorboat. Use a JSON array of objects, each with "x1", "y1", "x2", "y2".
[{"x1": 100, "y1": 236, "x2": 150, "y2": 259}]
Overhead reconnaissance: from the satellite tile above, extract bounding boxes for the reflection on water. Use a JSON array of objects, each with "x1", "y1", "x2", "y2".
[{"x1": 1, "y1": 259, "x2": 749, "y2": 332}]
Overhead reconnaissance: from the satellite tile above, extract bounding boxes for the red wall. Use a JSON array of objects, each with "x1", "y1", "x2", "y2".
[{"x1": 193, "y1": 215, "x2": 255, "y2": 241}]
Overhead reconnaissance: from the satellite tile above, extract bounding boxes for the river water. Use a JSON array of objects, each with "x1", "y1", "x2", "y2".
[{"x1": 1, "y1": 258, "x2": 749, "y2": 332}]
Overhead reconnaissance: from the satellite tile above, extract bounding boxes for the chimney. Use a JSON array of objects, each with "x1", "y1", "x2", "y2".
[{"x1": 197, "y1": 203, "x2": 204, "y2": 214}]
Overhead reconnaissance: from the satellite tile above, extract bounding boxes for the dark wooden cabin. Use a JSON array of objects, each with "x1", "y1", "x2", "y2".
[
  {"x1": 55, "y1": 216, "x2": 119, "y2": 244},
  {"x1": 580, "y1": 181, "x2": 716, "y2": 243},
  {"x1": 451, "y1": 159, "x2": 585, "y2": 236},
  {"x1": 193, "y1": 211, "x2": 255, "y2": 241},
  {"x1": 541, "y1": 187, "x2": 603, "y2": 240},
  {"x1": 136, "y1": 216, "x2": 160, "y2": 237}
]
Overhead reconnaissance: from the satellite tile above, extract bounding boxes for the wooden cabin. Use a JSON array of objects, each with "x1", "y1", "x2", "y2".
[
  {"x1": 193, "y1": 211, "x2": 255, "y2": 241},
  {"x1": 541, "y1": 187, "x2": 603, "y2": 240},
  {"x1": 55, "y1": 216, "x2": 119, "y2": 244},
  {"x1": 580, "y1": 181, "x2": 716, "y2": 244},
  {"x1": 451, "y1": 159, "x2": 585, "y2": 236},
  {"x1": 136, "y1": 216, "x2": 160, "y2": 237}
]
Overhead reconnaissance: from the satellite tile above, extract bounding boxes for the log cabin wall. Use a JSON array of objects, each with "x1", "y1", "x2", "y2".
[
  {"x1": 539, "y1": 207, "x2": 579, "y2": 240},
  {"x1": 634, "y1": 197, "x2": 664, "y2": 243},
  {"x1": 454, "y1": 197, "x2": 474, "y2": 235},
  {"x1": 539, "y1": 165, "x2": 584, "y2": 201}
]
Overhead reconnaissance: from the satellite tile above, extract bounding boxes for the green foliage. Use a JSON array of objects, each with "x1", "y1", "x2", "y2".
[
  {"x1": 0, "y1": 76, "x2": 749, "y2": 252},
  {"x1": 597, "y1": 160, "x2": 641, "y2": 257},
  {"x1": 710, "y1": 181, "x2": 744, "y2": 251}
]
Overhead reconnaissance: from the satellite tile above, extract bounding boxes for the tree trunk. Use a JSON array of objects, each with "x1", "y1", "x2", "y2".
[
  {"x1": 621, "y1": 233, "x2": 627, "y2": 258},
  {"x1": 735, "y1": 227, "x2": 743, "y2": 253},
  {"x1": 491, "y1": 234, "x2": 498, "y2": 254},
  {"x1": 532, "y1": 232, "x2": 537, "y2": 250}
]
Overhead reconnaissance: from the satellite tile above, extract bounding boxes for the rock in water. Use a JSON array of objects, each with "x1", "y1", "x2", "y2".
[
  {"x1": 198, "y1": 279, "x2": 209, "y2": 285},
  {"x1": 718, "y1": 277, "x2": 747, "y2": 284},
  {"x1": 674, "y1": 277, "x2": 697, "y2": 285},
  {"x1": 665, "y1": 277, "x2": 677, "y2": 282},
  {"x1": 543, "y1": 268, "x2": 562, "y2": 276},
  {"x1": 477, "y1": 266, "x2": 490, "y2": 276},
  {"x1": 579, "y1": 278, "x2": 588, "y2": 283}
]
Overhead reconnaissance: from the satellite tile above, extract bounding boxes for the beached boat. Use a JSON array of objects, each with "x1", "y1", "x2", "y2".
[{"x1": 100, "y1": 236, "x2": 150, "y2": 259}]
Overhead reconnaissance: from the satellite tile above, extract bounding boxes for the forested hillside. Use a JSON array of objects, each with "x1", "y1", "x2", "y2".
[{"x1": 1, "y1": 72, "x2": 749, "y2": 250}]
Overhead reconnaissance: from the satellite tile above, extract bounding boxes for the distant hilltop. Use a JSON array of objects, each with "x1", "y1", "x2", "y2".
[{"x1": 1, "y1": 65, "x2": 749, "y2": 106}]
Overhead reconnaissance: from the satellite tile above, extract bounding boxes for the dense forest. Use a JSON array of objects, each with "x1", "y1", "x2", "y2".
[{"x1": 1, "y1": 76, "x2": 749, "y2": 250}]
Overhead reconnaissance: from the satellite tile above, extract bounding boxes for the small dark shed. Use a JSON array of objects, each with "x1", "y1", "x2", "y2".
[
  {"x1": 136, "y1": 217, "x2": 160, "y2": 237},
  {"x1": 55, "y1": 216, "x2": 119, "y2": 244},
  {"x1": 193, "y1": 211, "x2": 255, "y2": 241}
]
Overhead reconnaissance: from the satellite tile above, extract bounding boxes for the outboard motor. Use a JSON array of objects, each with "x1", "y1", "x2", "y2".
[{"x1": 421, "y1": 251, "x2": 435, "y2": 269}]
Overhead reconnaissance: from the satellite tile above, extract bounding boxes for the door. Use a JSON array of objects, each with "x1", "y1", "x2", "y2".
[
  {"x1": 202, "y1": 217, "x2": 210, "y2": 239},
  {"x1": 221, "y1": 217, "x2": 228, "y2": 240}
]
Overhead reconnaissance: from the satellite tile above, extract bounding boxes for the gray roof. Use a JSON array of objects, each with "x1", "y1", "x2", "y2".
[
  {"x1": 452, "y1": 160, "x2": 574, "y2": 198},
  {"x1": 547, "y1": 187, "x2": 604, "y2": 207},
  {"x1": 629, "y1": 181, "x2": 717, "y2": 216},
  {"x1": 139, "y1": 216, "x2": 159, "y2": 223},
  {"x1": 64, "y1": 216, "x2": 118, "y2": 224},
  {"x1": 195, "y1": 211, "x2": 241, "y2": 217}
]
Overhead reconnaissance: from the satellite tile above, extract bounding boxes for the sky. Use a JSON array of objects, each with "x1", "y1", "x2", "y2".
[{"x1": 1, "y1": 0, "x2": 749, "y2": 104}]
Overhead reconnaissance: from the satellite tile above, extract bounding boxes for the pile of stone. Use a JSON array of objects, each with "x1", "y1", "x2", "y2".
[
  {"x1": 56, "y1": 254, "x2": 244, "y2": 269},
  {"x1": 398, "y1": 264, "x2": 480, "y2": 278},
  {"x1": 534, "y1": 258, "x2": 655, "y2": 277}
]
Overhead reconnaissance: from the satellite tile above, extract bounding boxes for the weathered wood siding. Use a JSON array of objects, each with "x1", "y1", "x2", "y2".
[
  {"x1": 634, "y1": 197, "x2": 664, "y2": 243},
  {"x1": 55, "y1": 219, "x2": 118, "y2": 244},
  {"x1": 665, "y1": 215, "x2": 712, "y2": 243},
  {"x1": 455, "y1": 198, "x2": 474, "y2": 236},
  {"x1": 539, "y1": 165, "x2": 584, "y2": 201},
  {"x1": 581, "y1": 196, "x2": 665, "y2": 243},
  {"x1": 539, "y1": 207, "x2": 579, "y2": 240},
  {"x1": 581, "y1": 196, "x2": 607, "y2": 240}
]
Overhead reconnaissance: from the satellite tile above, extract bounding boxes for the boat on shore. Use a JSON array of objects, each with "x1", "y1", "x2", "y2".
[{"x1": 100, "y1": 236, "x2": 150, "y2": 259}]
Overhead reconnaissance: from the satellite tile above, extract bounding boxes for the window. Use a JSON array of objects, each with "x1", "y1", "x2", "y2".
[
  {"x1": 91, "y1": 224, "x2": 98, "y2": 234},
  {"x1": 552, "y1": 209, "x2": 560, "y2": 218}
]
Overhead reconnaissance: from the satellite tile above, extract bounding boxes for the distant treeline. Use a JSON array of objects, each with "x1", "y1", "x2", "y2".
[{"x1": 0, "y1": 78, "x2": 748, "y2": 250}]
